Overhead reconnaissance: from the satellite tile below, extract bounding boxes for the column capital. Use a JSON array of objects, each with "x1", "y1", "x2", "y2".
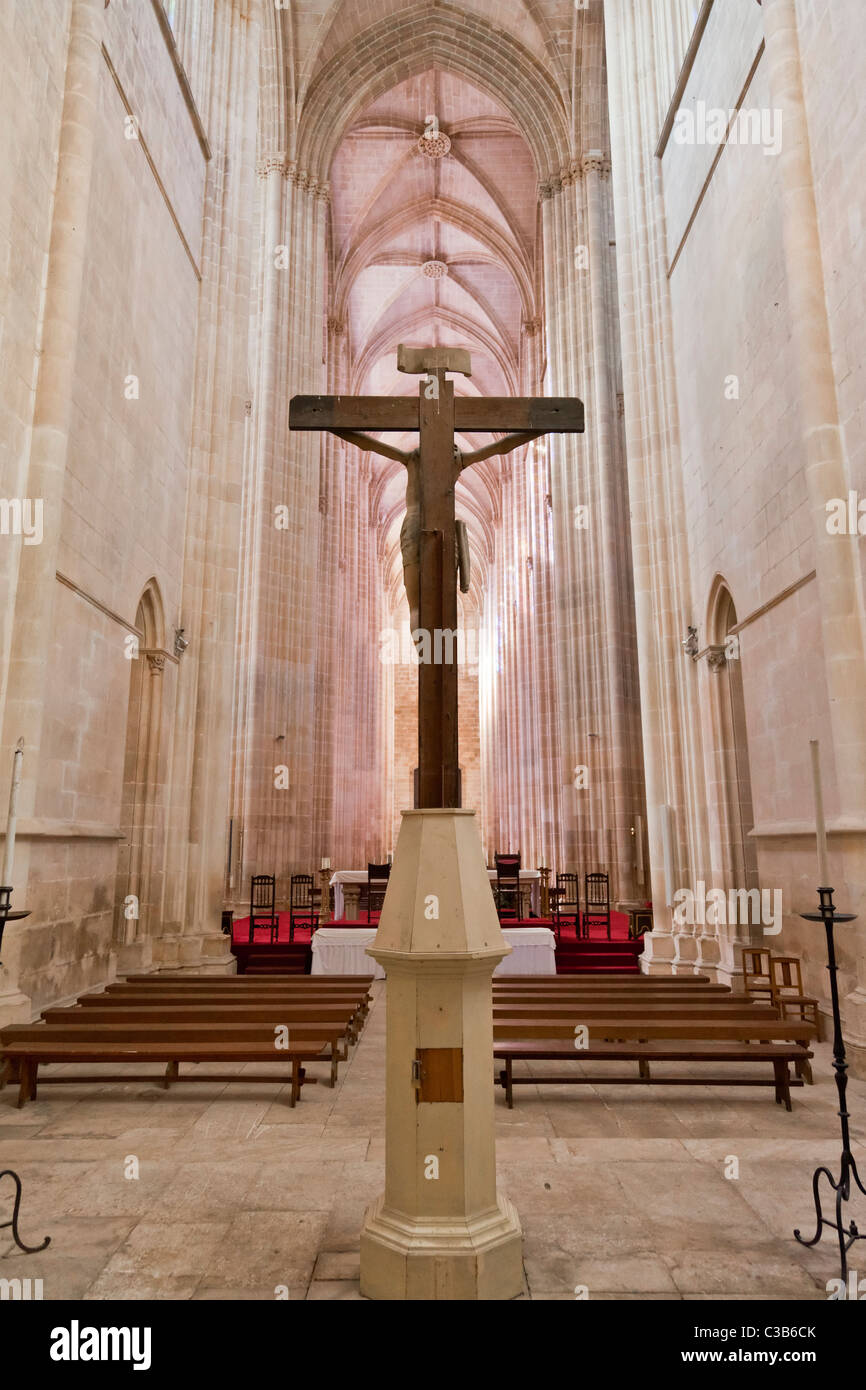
[
  {"x1": 256, "y1": 152, "x2": 286, "y2": 179},
  {"x1": 560, "y1": 160, "x2": 582, "y2": 187},
  {"x1": 582, "y1": 150, "x2": 611, "y2": 179},
  {"x1": 537, "y1": 176, "x2": 562, "y2": 202}
]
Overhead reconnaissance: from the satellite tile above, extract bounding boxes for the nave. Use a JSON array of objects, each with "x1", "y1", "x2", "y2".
[{"x1": 1, "y1": 981, "x2": 860, "y2": 1300}]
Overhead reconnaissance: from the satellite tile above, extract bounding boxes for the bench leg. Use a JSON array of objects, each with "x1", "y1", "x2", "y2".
[
  {"x1": 17, "y1": 1059, "x2": 35, "y2": 1108},
  {"x1": 773, "y1": 1060, "x2": 792, "y2": 1112},
  {"x1": 0, "y1": 1057, "x2": 10, "y2": 1091},
  {"x1": 794, "y1": 1045, "x2": 813, "y2": 1085},
  {"x1": 330, "y1": 1046, "x2": 339, "y2": 1088},
  {"x1": 289, "y1": 1059, "x2": 304, "y2": 1107},
  {"x1": 505, "y1": 1059, "x2": 514, "y2": 1109},
  {"x1": 638, "y1": 1059, "x2": 651, "y2": 1080},
  {"x1": 163, "y1": 1060, "x2": 179, "y2": 1091}
]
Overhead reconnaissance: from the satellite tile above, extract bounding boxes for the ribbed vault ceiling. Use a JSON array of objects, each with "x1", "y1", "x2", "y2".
[{"x1": 328, "y1": 67, "x2": 539, "y2": 613}]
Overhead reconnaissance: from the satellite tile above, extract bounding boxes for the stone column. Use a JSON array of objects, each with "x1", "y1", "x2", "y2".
[
  {"x1": 540, "y1": 163, "x2": 645, "y2": 899},
  {"x1": 235, "y1": 166, "x2": 325, "y2": 888},
  {"x1": 762, "y1": 0, "x2": 866, "y2": 1055},
  {"x1": 0, "y1": 0, "x2": 104, "y2": 1024},
  {"x1": 603, "y1": 0, "x2": 712, "y2": 974},
  {"x1": 583, "y1": 149, "x2": 635, "y2": 901},
  {"x1": 159, "y1": 0, "x2": 259, "y2": 972}
]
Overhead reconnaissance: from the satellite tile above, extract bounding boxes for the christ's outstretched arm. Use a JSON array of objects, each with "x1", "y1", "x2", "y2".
[
  {"x1": 332, "y1": 429, "x2": 413, "y2": 465},
  {"x1": 458, "y1": 431, "x2": 544, "y2": 469}
]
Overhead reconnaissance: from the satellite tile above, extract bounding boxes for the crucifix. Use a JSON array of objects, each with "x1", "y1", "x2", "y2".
[{"x1": 290, "y1": 345, "x2": 584, "y2": 809}]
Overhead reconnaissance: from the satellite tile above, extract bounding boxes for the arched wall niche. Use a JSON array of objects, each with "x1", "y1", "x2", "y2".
[
  {"x1": 113, "y1": 579, "x2": 168, "y2": 968},
  {"x1": 706, "y1": 576, "x2": 760, "y2": 911}
]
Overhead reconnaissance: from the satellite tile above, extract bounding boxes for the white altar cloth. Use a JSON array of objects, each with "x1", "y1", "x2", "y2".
[
  {"x1": 311, "y1": 926, "x2": 383, "y2": 979},
  {"x1": 310, "y1": 924, "x2": 555, "y2": 978}
]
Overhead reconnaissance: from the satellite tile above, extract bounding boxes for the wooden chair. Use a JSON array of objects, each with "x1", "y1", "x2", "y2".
[
  {"x1": 366, "y1": 863, "x2": 391, "y2": 918},
  {"x1": 741, "y1": 946, "x2": 773, "y2": 1001},
  {"x1": 583, "y1": 872, "x2": 611, "y2": 939},
  {"x1": 771, "y1": 955, "x2": 820, "y2": 1035},
  {"x1": 553, "y1": 871, "x2": 581, "y2": 940},
  {"x1": 493, "y1": 853, "x2": 521, "y2": 921},
  {"x1": 289, "y1": 873, "x2": 319, "y2": 942},
  {"x1": 249, "y1": 875, "x2": 277, "y2": 943}
]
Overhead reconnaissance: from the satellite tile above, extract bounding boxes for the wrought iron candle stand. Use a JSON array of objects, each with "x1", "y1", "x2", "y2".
[
  {"x1": 794, "y1": 886, "x2": 864, "y2": 1280},
  {"x1": 0, "y1": 884, "x2": 49, "y2": 1253}
]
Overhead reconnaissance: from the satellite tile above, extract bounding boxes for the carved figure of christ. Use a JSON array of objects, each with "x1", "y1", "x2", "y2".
[{"x1": 289, "y1": 345, "x2": 584, "y2": 809}]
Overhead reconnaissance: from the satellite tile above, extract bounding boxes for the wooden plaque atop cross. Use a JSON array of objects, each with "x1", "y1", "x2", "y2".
[{"x1": 290, "y1": 346, "x2": 584, "y2": 809}]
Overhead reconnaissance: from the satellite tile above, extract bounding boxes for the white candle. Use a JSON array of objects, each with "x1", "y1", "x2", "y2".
[
  {"x1": 810, "y1": 739, "x2": 829, "y2": 885},
  {"x1": 321, "y1": 857, "x2": 330, "y2": 871},
  {"x1": 2, "y1": 739, "x2": 24, "y2": 886}
]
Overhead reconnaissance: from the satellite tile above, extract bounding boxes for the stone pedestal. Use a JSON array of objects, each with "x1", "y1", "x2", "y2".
[
  {"x1": 359, "y1": 809, "x2": 523, "y2": 1301},
  {"x1": 343, "y1": 883, "x2": 361, "y2": 921}
]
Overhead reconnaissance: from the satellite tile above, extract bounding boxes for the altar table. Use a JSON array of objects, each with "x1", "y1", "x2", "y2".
[
  {"x1": 311, "y1": 927, "x2": 384, "y2": 979},
  {"x1": 310, "y1": 924, "x2": 555, "y2": 978}
]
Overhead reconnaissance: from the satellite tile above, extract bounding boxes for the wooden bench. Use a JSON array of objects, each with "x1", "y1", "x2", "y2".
[
  {"x1": 41, "y1": 1004, "x2": 362, "y2": 1071},
  {"x1": 3, "y1": 1011, "x2": 356, "y2": 1090},
  {"x1": 123, "y1": 973, "x2": 375, "y2": 984},
  {"x1": 492, "y1": 1015, "x2": 817, "y2": 1083},
  {"x1": 121, "y1": 974, "x2": 375, "y2": 987},
  {"x1": 0, "y1": 1039, "x2": 329, "y2": 1108},
  {"x1": 77, "y1": 986, "x2": 372, "y2": 1027},
  {"x1": 493, "y1": 982, "x2": 731, "y2": 995},
  {"x1": 493, "y1": 1040, "x2": 813, "y2": 1110},
  {"x1": 498, "y1": 973, "x2": 714, "y2": 984}
]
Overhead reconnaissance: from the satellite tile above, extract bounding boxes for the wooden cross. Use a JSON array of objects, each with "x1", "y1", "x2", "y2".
[{"x1": 290, "y1": 346, "x2": 584, "y2": 809}]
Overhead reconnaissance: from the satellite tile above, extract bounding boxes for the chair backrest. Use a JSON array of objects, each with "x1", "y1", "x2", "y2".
[
  {"x1": 290, "y1": 873, "x2": 313, "y2": 910},
  {"x1": 741, "y1": 946, "x2": 772, "y2": 997},
  {"x1": 250, "y1": 874, "x2": 275, "y2": 916},
  {"x1": 367, "y1": 863, "x2": 391, "y2": 913},
  {"x1": 585, "y1": 872, "x2": 609, "y2": 910},
  {"x1": 556, "y1": 872, "x2": 580, "y2": 911},
  {"x1": 495, "y1": 853, "x2": 521, "y2": 886},
  {"x1": 770, "y1": 954, "x2": 804, "y2": 998}
]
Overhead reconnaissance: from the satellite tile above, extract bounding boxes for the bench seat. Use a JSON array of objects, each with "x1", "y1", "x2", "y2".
[
  {"x1": 0, "y1": 1039, "x2": 329, "y2": 1108},
  {"x1": 493, "y1": 1039, "x2": 813, "y2": 1110}
]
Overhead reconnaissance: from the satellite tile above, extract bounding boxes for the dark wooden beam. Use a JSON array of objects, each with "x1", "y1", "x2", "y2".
[
  {"x1": 290, "y1": 395, "x2": 419, "y2": 432},
  {"x1": 454, "y1": 398, "x2": 584, "y2": 433},
  {"x1": 290, "y1": 395, "x2": 585, "y2": 435}
]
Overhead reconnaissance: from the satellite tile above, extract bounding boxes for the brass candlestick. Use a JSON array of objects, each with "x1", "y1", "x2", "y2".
[
  {"x1": 538, "y1": 864, "x2": 550, "y2": 919},
  {"x1": 318, "y1": 866, "x2": 332, "y2": 925}
]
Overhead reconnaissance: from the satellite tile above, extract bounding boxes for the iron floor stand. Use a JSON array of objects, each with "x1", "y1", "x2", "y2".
[{"x1": 794, "y1": 886, "x2": 864, "y2": 1281}]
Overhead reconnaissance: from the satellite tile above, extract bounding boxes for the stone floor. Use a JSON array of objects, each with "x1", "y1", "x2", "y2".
[{"x1": 1, "y1": 983, "x2": 864, "y2": 1301}]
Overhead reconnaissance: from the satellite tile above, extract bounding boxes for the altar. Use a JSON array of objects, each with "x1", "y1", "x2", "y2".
[{"x1": 311, "y1": 923, "x2": 555, "y2": 977}]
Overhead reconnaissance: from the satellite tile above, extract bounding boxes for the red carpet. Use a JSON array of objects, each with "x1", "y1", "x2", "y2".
[
  {"x1": 231, "y1": 909, "x2": 643, "y2": 974},
  {"x1": 231, "y1": 910, "x2": 380, "y2": 946}
]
